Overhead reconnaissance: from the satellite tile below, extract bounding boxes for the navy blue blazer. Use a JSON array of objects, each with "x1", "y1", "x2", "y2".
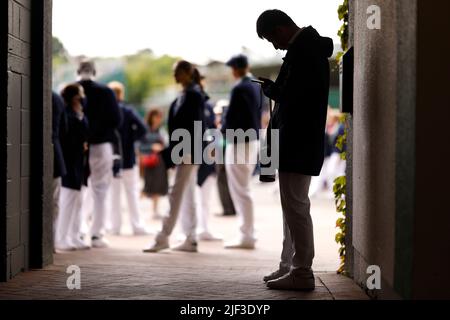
[
  {"x1": 197, "y1": 98, "x2": 217, "y2": 186},
  {"x1": 117, "y1": 102, "x2": 147, "y2": 169},
  {"x1": 79, "y1": 80, "x2": 122, "y2": 145},
  {"x1": 264, "y1": 26, "x2": 333, "y2": 176},
  {"x1": 52, "y1": 92, "x2": 67, "y2": 178},
  {"x1": 162, "y1": 84, "x2": 206, "y2": 166},
  {"x1": 204, "y1": 99, "x2": 216, "y2": 130},
  {"x1": 224, "y1": 76, "x2": 262, "y2": 141},
  {"x1": 60, "y1": 109, "x2": 90, "y2": 190}
]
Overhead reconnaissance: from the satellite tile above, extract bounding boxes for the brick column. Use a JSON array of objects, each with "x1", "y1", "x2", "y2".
[
  {"x1": 1, "y1": 0, "x2": 53, "y2": 282},
  {"x1": 29, "y1": 0, "x2": 54, "y2": 270}
]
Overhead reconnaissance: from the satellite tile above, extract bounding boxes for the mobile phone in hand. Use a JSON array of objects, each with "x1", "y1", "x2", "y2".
[{"x1": 251, "y1": 79, "x2": 265, "y2": 85}]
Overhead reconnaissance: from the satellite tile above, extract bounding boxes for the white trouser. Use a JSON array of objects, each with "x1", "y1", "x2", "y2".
[
  {"x1": 89, "y1": 143, "x2": 114, "y2": 237},
  {"x1": 109, "y1": 166, "x2": 145, "y2": 233},
  {"x1": 157, "y1": 164, "x2": 199, "y2": 242},
  {"x1": 55, "y1": 187, "x2": 85, "y2": 247},
  {"x1": 279, "y1": 172, "x2": 314, "y2": 271},
  {"x1": 80, "y1": 183, "x2": 93, "y2": 235},
  {"x1": 53, "y1": 178, "x2": 61, "y2": 247},
  {"x1": 52, "y1": 178, "x2": 61, "y2": 235},
  {"x1": 325, "y1": 153, "x2": 346, "y2": 192},
  {"x1": 309, "y1": 157, "x2": 330, "y2": 197},
  {"x1": 180, "y1": 174, "x2": 216, "y2": 236},
  {"x1": 309, "y1": 153, "x2": 347, "y2": 197},
  {"x1": 197, "y1": 175, "x2": 216, "y2": 234},
  {"x1": 225, "y1": 141, "x2": 258, "y2": 243}
]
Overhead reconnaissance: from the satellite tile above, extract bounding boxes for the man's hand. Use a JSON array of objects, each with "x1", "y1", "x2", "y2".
[
  {"x1": 151, "y1": 143, "x2": 164, "y2": 153},
  {"x1": 258, "y1": 77, "x2": 277, "y2": 99}
]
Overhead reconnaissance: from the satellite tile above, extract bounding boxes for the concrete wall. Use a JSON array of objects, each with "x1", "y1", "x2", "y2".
[
  {"x1": 351, "y1": 0, "x2": 450, "y2": 299},
  {"x1": 343, "y1": 0, "x2": 355, "y2": 278},
  {"x1": 1, "y1": 0, "x2": 53, "y2": 281},
  {"x1": 352, "y1": 0, "x2": 400, "y2": 298}
]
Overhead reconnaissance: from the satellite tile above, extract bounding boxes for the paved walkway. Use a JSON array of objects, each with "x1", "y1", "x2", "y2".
[{"x1": 0, "y1": 178, "x2": 367, "y2": 300}]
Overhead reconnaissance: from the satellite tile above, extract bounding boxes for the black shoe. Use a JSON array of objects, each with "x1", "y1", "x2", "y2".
[
  {"x1": 263, "y1": 267, "x2": 290, "y2": 282},
  {"x1": 217, "y1": 212, "x2": 236, "y2": 217},
  {"x1": 266, "y1": 271, "x2": 315, "y2": 291}
]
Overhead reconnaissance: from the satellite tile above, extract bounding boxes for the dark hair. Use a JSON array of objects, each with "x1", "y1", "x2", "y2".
[
  {"x1": 147, "y1": 108, "x2": 163, "y2": 129},
  {"x1": 77, "y1": 59, "x2": 96, "y2": 75},
  {"x1": 256, "y1": 9, "x2": 296, "y2": 39},
  {"x1": 61, "y1": 83, "x2": 83, "y2": 106},
  {"x1": 175, "y1": 60, "x2": 194, "y2": 76},
  {"x1": 192, "y1": 68, "x2": 205, "y2": 91}
]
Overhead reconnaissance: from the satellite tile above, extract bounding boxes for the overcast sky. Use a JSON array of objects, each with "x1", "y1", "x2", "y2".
[{"x1": 53, "y1": 0, "x2": 342, "y2": 64}]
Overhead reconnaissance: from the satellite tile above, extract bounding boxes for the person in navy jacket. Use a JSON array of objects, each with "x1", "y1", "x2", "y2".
[
  {"x1": 107, "y1": 81, "x2": 150, "y2": 236},
  {"x1": 54, "y1": 83, "x2": 90, "y2": 252},
  {"x1": 164, "y1": 65, "x2": 206, "y2": 165},
  {"x1": 144, "y1": 60, "x2": 206, "y2": 253},
  {"x1": 52, "y1": 92, "x2": 67, "y2": 179},
  {"x1": 179, "y1": 69, "x2": 222, "y2": 242},
  {"x1": 77, "y1": 60, "x2": 122, "y2": 248},
  {"x1": 224, "y1": 56, "x2": 262, "y2": 137},
  {"x1": 222, "y1": 54, "x2": 262, "y2": 250},
  {"x1": 52, "y1": 91, "x2": 67, "y2": 232}
]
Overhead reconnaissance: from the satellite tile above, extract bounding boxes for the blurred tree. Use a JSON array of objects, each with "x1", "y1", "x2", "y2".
[
  {"x1": 124, "y1": 50, "x2": 178, "y2": 105},
  {"x1": 52, "y1": 36, "x2": 69, "y2": 68}
]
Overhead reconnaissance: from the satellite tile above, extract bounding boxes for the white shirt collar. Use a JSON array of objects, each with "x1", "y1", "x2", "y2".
[
  {"x1": 237, "y1": 72, "x2": 253, "y2": 85},
  {"x1": 77, "y1": 73, "x2": 96, "y2": 81}
]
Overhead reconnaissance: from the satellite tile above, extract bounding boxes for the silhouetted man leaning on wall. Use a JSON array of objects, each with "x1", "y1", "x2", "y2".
[{"x1": 257, "y1": 10, "x2": 333, "y2": 291}]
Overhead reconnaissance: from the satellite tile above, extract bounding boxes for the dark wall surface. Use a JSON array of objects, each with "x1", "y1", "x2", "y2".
[
  {"x1": 1, "y1": 0, "x2": 53, "y2": 282},
  {"x1": 412, "y1": 0, "x2": 450, "y2": 299},
  {"x1": 3, "y1": 0, "x2": 33, "y2": 281}
]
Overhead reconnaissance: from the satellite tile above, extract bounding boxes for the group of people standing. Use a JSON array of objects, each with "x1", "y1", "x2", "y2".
[
  {"x1": 53, "y1": 61, "x2": 125, "y2": 251},
  {"x1": 143, "y1": 56, "x2": 263, "y2": 253},
  {"x1": 52, "y1": 9, "x2": 335, "y2": 292},
  {"x1": 52, "y1": 54, "x2": 263, "y2": 254}
]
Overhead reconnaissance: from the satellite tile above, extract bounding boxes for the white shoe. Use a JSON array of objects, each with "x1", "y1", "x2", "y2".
[
  {"x1": 91, "y1": 236, "x2": 110, "y2": 248},
  {"x1": 175, "y1": 233, "x2": 188, "y2": 242},
  {"x1": 133, "y1": 227, "x2": 154, "y2": 236},
  {"x1": 107, "y1": 229, "x2": 121, "y2": 236},
  {"x1": 72, "y1": 237, "x2": 91, "y2": 250},
  {"x1": 224, "y1": 240, "x2": 255, "y2": 250},
  {"x1": 172, "y1": 240, "x2": 198, "y2": 253},
  {"x1": 54, "y1": 243, "x2": 76, "y2": 252},
  {"x1": 143, "y1": 237, "x2": 169, "y2": 253},
  {"x1": 152, "y1": 211, "x2": 164, "y2": 220},
  {"x1": 198, "y1": 232, "x2": 222, "y2": 241}
]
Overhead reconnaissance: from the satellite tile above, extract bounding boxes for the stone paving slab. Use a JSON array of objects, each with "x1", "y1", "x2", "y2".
[
  {"x1": 0, "y1": 242, "x2": 367, "y2": 300},
  {"x1": 0, "y1": 181, "x2": 367, "y2": 300},
  {"x1": 0, "y1": 266, "x2": 364, "y2": 300}
]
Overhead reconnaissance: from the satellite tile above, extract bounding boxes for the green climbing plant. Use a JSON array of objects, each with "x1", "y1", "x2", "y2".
[
  {"x1": 337, "y1": 0, "x2": 349, "y2": 61},
  {"x1": 334, "y1": 114, "x2": 348, "y2": 275},
  {"x1": 334, "y1": 0, "x2": 349, "y2": 276}
]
